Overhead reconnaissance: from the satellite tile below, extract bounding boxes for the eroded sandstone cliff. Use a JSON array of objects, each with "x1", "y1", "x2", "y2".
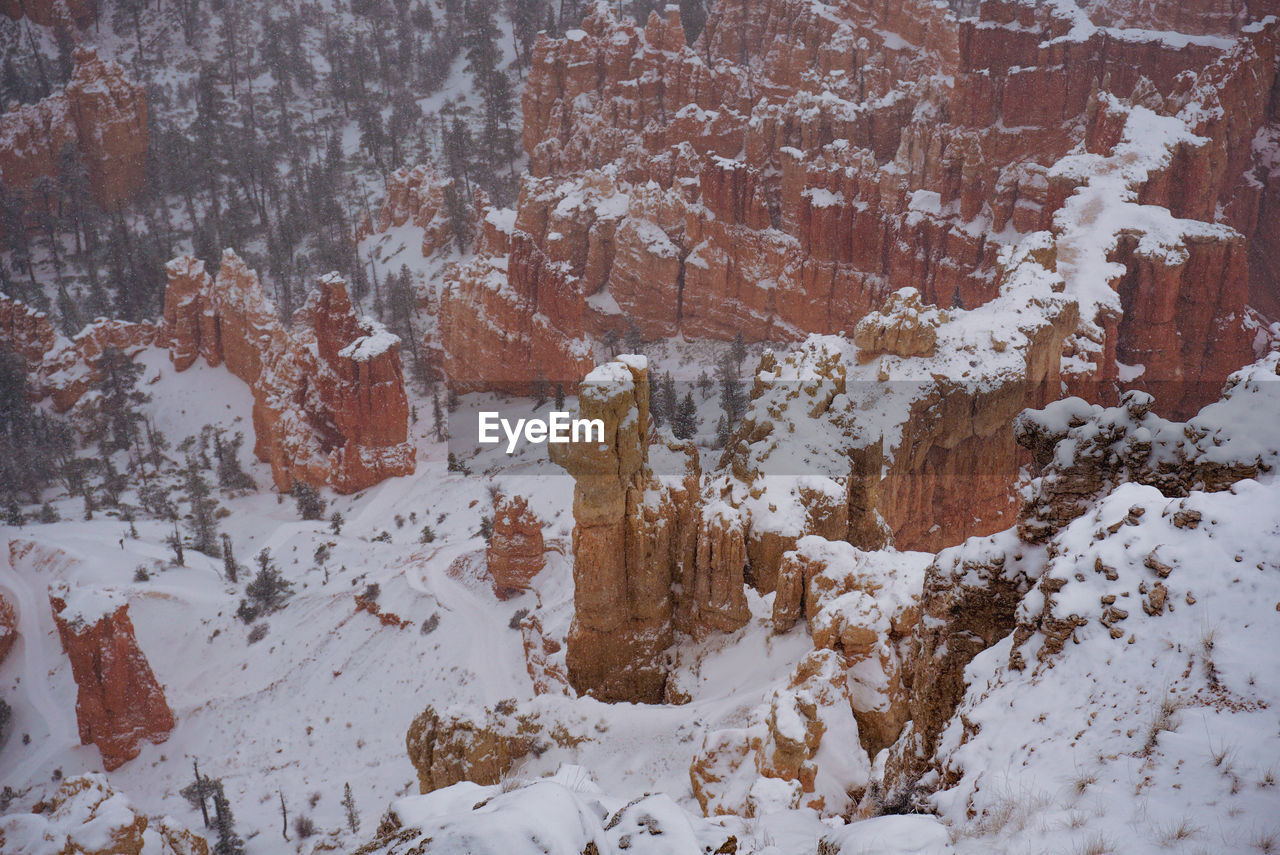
[
  {"x1": 162, "y1": 251, "x2": 415, "y2": 493},
  {"x1": 0, "y1": 47, "x2": 147, "y2": 210}
]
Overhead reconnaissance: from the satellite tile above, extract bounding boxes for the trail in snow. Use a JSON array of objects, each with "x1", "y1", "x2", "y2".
[{"x1": 0, "y1": 541, "x2": 81, "y2": 783}]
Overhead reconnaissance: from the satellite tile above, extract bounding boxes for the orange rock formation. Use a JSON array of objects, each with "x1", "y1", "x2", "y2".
[
  {"x1": 49, "y1": 584, "x2": 175, "y2": 771},
  {"x1": 162, "y1": 251, "x2": 415, "y2": 493}
]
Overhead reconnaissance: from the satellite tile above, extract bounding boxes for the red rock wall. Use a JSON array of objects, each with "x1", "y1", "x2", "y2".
[
  {"x1": 0, "y1": 593, "x2": 16, "y2": 667},
  {"x1": 0, "y1": 294, "x2": 157, "y2": 412},
  {"x1": 0, "y1": 47, "x2": 146, "y2": 210},
  {"x1": 438, "y1": 233, "x2": 596, "y2": 393},
  {"x1": 486, "y1": 494, "x2": 546, "y2": 599},
  {"x1": 488, "y1": 0, "x2": 1275, "y2": 374},
  {"x1": 49, "y1": 587, "x2": 175, "y2": 771},
  {"x1": 0, "y1": 0, "x2": 96, "y2": 28},
  {"x1": 162, "y1": 251, "x2": 415, "y2": 493}
]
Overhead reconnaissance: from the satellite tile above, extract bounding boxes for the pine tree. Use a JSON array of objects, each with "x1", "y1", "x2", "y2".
[
  {"x1": 184, "y1": 460, "x2": 221, "y2": 557},
  {"x1": 717, "y1": 356, "x2": 747, "y2": 428},
  {"x1": 673, "y1": 392, "x2": 697, "y2": 440},
  {"x1": 0, "y1": 349, "x2": 70, "y2": 504},
  {"x1": 215, "y1": 432, "x2": 256, "y2": 492},
  {"x1": 432, "y1": 392, "x2": 447, "y2": 442},
  {"x1": 343, "y1": 783, "x2": 360, "y2": 833},
  {"x1": 211, "y1": 781, "x2": 246, "y2": 855},
  {"x1": 221, "y1": 533, "x2": 239, "y2": 583},
  {"x1": 179, "y1": 760, "x2": 216, "y2": 828},
  {"x1": 93, "y1": 348, "x2": 150, "y2": 455},
  {"x1": 730, "y1": 330, "x2": 747, "y2": 375},
  {"x1": 239, "y1": 549, "x2": 294, "y2": 621},
  {"x1": 168, "y1": 521, "x2": 185, "y2": 566},
  {"x1": 291, "y1": 480, "x2": 327, "y2": 521},
  {"x1": 649, "y1": 373, "x2": 669, "y2": 426},
  {"x1": 330, "y1": 511, "x2": 344, "y2": 535}
]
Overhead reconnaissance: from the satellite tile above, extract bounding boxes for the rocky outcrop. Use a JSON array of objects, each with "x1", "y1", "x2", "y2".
[
  {"x1": 879, "y1": 529, "x2": 1036, "y2": 809},
  {"x1": 49, "y1": 584, "x2": 175, "y2": 771},
  {"x1": 0, "y1": 0, "x2": 96, "y2": 28},
  {"x1": 0, "y1": 47, "x2": 147, "y2": 209},
  {"x1": 549, "y1": 356, "x2": 674, "y2": 702},
  {"x1": 1014, "y1": 388, "x2": 1267, "y2": 543},
  {"x1": 549, "y1": 356, "x2": 748, "y2": 702},
  {"x1": 161, "y1": 250, "x2": 415, "y2": 493},
  {"x1": 772, "y1": 537, "x2": 925, "y2": 757},
  {"x1": 360, "y1": 163, "x2": 463, "y2": 258},
  {"x1": 0, "y1": 294, "x2": 157, "y2": 412},
  {"x1": 519, "y1": 612, "x2": 572, "y2": 696},
  {"x1": 0, "y1": 593, "x2": 16, "y2": 667},
  {"x1": 690, "y1": 649, "x2": 869, "y2": 818},
  {"x1": 880, "y1": 352, "x2": 1280, "y2": 808},
  {"x1": 438, "y1": 231, "x2": 596, "y2": 394},
  {"x1": 0, "y1": 773, "x2": 210, "y2": 855},
  {"x1": 405, "y1": 703, "x2": 545, "y2": 794},
  {"x1": 853, "y1": 289, "x2": 945, "y2": 362},
  {"x1": 486, "y1": 494, "x2": 546, "y2": 599}
]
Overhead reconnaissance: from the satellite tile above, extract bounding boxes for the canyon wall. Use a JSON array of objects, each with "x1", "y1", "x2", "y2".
[
  {"x1": 162, "y1": 251, "x2": 415, "y2": 493},
  {"x1": 350, "y1": 0, "x2": 1280, "y2": 568},
  {"x1": 0, "y1": 0, "x2": 96, "y2": 29},
  {"x1": 0, "y1": 47, "x2": 147, "y2": 210}
]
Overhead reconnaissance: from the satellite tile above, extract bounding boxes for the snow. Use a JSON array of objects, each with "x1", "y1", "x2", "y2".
[
  {"x1": 933, "y1": 475, "x2": 1280, "y2": 854},
  {"x1": 338, "y1": 320, "x2": 400, "y2": 361},
  {"x1": 822, "y1": 815, "x2": 952, "y2": 854},
  {"x1": 48, "y1": 582, "x2": 125, "y2": 628}
]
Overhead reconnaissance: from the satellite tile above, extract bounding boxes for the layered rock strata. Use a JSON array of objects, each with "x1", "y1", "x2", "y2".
[{"x1": 880, "y1": 351, "x2": 1280, "y2": 806}]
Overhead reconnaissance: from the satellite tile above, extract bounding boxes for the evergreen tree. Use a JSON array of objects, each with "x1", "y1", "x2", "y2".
[
  {"x1": 0, "y1": 350, "x2": 71, "y2": 504},
  {"x1": 343, "y1": 782, "x2": 360, "y2": 833},
  {"x1": 215, "y1": 431, "x2": 256, "y2": 492},
  {"x1": 179, "y1": 760, "x2": 216, "y2": 828},
  {"x1": 730, "y1": 330, "x2": 747, "y2": 375},
  {"x1": 650, "y1": 373, "x2": 669, "y2": 426},
  {"x1": 716, "y1": 356, "x2": 747, "y2": 428},
  {"x1": 211, "y1": 781, "x2": 246, "y2": 855},
  {"x1": 239, "y1": 549, "x2": 294, "y2": 621},
  {"x1": 168, "y1": 520, "x2": 185, "y2": 566},
  {"x1": 184, "y1": 460, "x2": 221, "y2": 557},
  {"x1": 330, "y1": 511, "x2": 344, "y2": 535},
  {"x1": 714, "y1": 415, "x2": 730, "y2": 449},
  {"x1": 221, "y1": 533, "x2": 239, "y2": 583},
  {"x1": 92, "y1": 348, "x2": 150, "y2": 455},
  {"x1": 677, "y1": 0, "x2": 708, "y2": 42},
  {"x1": 673, "y1": 391, "x2": 697, "y2": 440},
  {"x1": 291, "y1": 480, "x2": 327, "y2": 520},
  {"x1": 432, "y1": 392, "x2": 447, "y2": 442}
]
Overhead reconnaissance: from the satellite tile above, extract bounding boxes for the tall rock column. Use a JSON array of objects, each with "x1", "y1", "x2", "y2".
[
  {"x1": 550, "y1": 356, "x2": 674, "y2": 702},
  {"x1": 49, "y1": 584, "x2": 175, "y2": 771}
]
